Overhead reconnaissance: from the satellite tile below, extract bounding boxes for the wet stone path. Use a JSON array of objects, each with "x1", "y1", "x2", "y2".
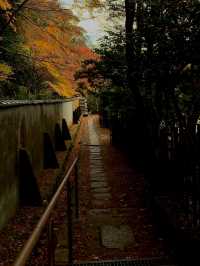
[
  {"x1": 73, "y1": 115, "x2": 175, "y2": 264},
  {"x1": 90, "y1": 144, "x2": 111, "y2": 205}
]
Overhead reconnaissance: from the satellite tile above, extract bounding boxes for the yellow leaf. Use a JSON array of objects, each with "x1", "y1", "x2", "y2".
[
  {"x1": 0, "y1": 63, "x2": 13, "y2": 81},
  {"x1": 0, "y1": 0, "x2": 11, "y2": 10}
]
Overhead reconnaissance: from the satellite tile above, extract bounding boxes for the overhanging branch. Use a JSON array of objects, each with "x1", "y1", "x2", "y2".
[{"x1": 0, "y1": 0, "x2": 30, "y2": 34}]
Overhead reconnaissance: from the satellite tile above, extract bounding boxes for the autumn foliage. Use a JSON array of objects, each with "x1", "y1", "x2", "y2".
[{"x1": 0, "y1": 0, "x2": 97, "y2": 98}]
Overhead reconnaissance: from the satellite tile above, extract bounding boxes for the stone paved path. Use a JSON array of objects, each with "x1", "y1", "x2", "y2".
[{"x1": 73, "y1": 115, "x2": 173, "y2": 263}]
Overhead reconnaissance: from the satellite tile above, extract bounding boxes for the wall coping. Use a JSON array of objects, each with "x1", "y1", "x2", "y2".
[{"x1": 0, "y1": 97, "x2": 79, "y2": 109}]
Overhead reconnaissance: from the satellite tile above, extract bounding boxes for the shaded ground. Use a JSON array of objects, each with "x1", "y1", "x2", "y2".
[
  {"x1": 73, "y1": 115, "x2": 171, "y2": 262},
  {"x1": 0, "y1": 115, "x2": 175, "y2": 265}
]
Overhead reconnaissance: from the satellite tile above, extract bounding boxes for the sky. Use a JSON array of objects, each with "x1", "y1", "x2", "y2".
[{"x1": 60, "y1": 0, "x2": 107, "y2": 46}]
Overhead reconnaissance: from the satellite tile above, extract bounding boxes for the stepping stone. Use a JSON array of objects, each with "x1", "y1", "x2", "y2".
[
  {"x1": 91, "y1": 172, "x2": 104, "y2": 175},
  {"x1": 91, "y1": 187, "x2": 110, "y2": 193},
  {"x1": 55, "y1": 248, "x2": 69, "y2": 264},
  {"x1": 93, "y1": 199, "x2": 110, "y2": 206},
  {"x1": 91, "y1": 181, "x2": 108, "y2": 188},
  {"x1": 90, "y1": 171, "x2": 105, "y2": 175},
  {"x1": 91, "y1": 178, "x2": 106, "y2": 182},
  {"x1": 90, "y1": 168, "x2": 104, "y2": 172},
  {"x1": 90, "y1": 147, "x2": 101, "y2": 150},
  {"x1": 93, "y1": 193, "x2": 111, "y2": 200},
  {"x1": 90, "y1": 170, "x2": 105, "y2": 173},
  {"x1": 91, "y1": 180, "x2": 107, "y2": 184},
  {"x1": 91, "y1": 175, "x2": 105, "y2": 178},
  {"x1": 91, "y1": 168, "x2": 104, "y2": 172},
  {"x1": 100, "y1": 225, "x2": 135, "y2": 250},
  {"x1": 91, "y1": 174, "x2": 106, "y2": 178},
  {"x1": 91, "y1": 165, "x2": 103, "y2": 169},
  {"x1": 90, "y1": 161, "x2": 102, "y2": 164},
  {"x1": 88, "y1": 208, "x2": 111, "y2": 216},
  {"x1": 90, "y1": 167, "x2": 103, "y2": 169},
  {"x1": 91, "y1": 172, "x2": 104, "y2": 176},
  {"x1": 91, "y1": 171, "x2": 105, "y2": 174}
]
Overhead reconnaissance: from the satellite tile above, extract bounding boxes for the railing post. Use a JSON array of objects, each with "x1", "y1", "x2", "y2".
[
  {"x1": 67, "y1": 180, "x2": 73, "y2": 265},
  {"x1": 74, "y1": 160, "x2": 79, "y2": 219},
  {"x1": 47, "y1": 218, "x2": 55, "y2": 266},
  {"x1": 13, "y1": 157, "x2": 78, "y2": 266}
]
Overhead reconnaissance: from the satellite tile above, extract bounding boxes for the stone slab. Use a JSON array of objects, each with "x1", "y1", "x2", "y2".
[
  {"x1": 91, "y1": 174, "x2": 106, "y2": 177},
  {"x1": 91, "y1": 178, "x2": 106, "y2": 183},
  {"x1": 55, "y1": 248, "x2": 69, "y2": 264},
  {"x1": 91, "y1": 176, "x2": 105, "y2": 179},
  {"x1": 90, "y1": 162, "x2": 103, "y2": 166},
  {"x1": 90, "y1": 173, "x2": 105, "y2": 178},
  {"x1": 89, "y1": 148, "x2": 101, "y2": 151},
  {"x1": 90, "y1": 168, "x2": 104, "y2": 171},
  {"x1": 91, "y1": 181, "x2": 108, "y2": 188},
  {"x1": 90, "y1": 167, "x2": 104, "y2": 171},
  {"x1": 91, "y1": 187, "x2": 111, "y2": 193},
  {"x1": 93, "y1": 199, "x2": 110, "y2": 206},
  {"x1": 88, "y1": 208, "x2": 111, "y2": 216},
  {"x1": 90, "y1": 173, "x2": 105, "y2": 177},
  {"x1": 101, "y1": 225, "x2": 135, "y2": 250},
  {"x1": 93, "y1": 193, "x2": 111, "y2": 200},
  {"x1": 90, "y1": 166, "x2": 103, "y2": 170}
]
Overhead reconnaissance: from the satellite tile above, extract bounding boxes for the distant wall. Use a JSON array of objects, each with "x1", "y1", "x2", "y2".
[{"x1": 0, "y1": 99, "x2": 78, "y2": 229}]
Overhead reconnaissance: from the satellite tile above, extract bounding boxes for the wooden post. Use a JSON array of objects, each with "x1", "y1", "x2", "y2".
[
  {"x1": 47, "y1": 218, "x2": 55, "y2": 266},
  {"x1": 74, "y1": 161, "x2": 79, "y2": 219},
  {"x1": 67, "y1": 181, "x2": 73, "y2": 265}
]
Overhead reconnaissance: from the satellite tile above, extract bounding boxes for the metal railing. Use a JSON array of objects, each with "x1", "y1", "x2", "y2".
[{"x1": 14, "y1": 157, "x2": 79, "y2": 266}]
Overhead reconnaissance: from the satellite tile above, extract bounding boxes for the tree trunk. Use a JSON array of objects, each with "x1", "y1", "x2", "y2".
[{"x1": 125, "y1": 0, "x2": 147, "y2": 162}]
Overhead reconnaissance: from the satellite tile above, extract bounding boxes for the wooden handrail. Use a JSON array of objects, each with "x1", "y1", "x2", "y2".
[{"x1": 14, "y1": 157, "x2": 78, "y2": 266}]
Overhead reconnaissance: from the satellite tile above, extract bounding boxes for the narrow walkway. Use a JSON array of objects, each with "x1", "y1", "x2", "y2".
[{"x1": 73, "y1": 115, "x2": 174, "y2": 264}]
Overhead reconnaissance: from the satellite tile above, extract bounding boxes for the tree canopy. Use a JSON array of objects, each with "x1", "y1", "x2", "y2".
[
  {"x1": 76, "y1": 0, "x2": 200, "y2": 160},
  {"x1": 0, "y1": 0, "x2": 96, "y2": 98}
]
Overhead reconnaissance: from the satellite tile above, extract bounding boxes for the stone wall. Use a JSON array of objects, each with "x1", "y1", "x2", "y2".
[{"x1": 0, "y1": 99, "x2": 77, "y2": 229}]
